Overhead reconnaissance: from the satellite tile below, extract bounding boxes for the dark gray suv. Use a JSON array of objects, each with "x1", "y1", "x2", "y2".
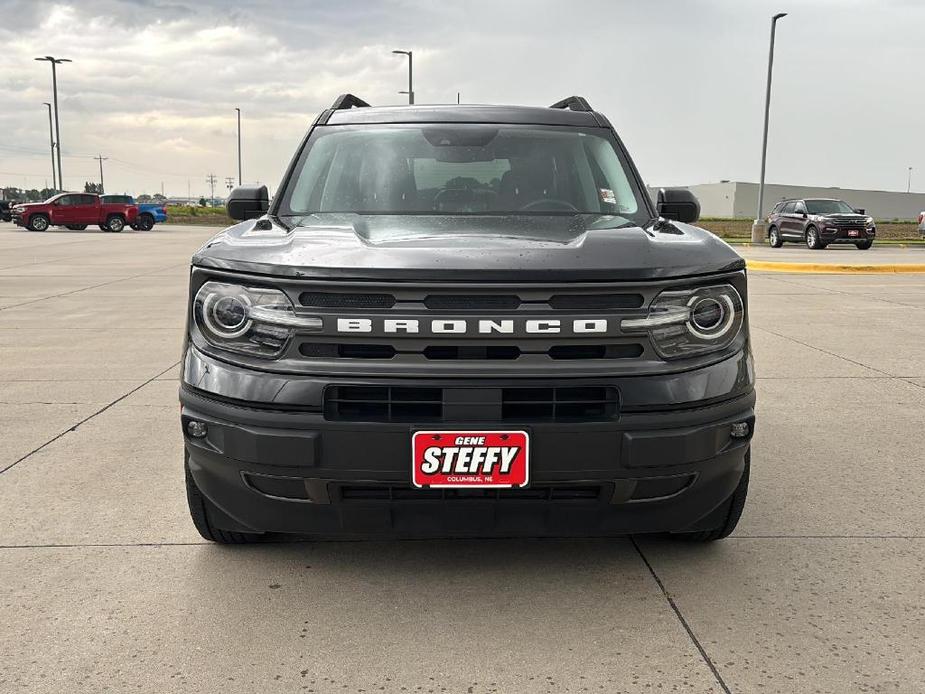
[
  {"x1": 767, "y1": 198, "x2": 875, "y2": 250},
  {"x1": 180, "y1": 95, "x2": 755, "y2": 543}
]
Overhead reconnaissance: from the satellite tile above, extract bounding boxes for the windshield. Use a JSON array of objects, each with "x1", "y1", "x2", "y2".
[
  {"x1": 278, "y1": 124, "x2": 647, "y2": 222},
  {"x1": 805, "y1": 199, "x2": 858, "y2": 215}
]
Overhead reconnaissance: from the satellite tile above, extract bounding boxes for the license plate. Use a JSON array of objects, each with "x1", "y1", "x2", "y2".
[
  {"x1": 412, "y1": 430, "x2": 529, "y2": 488},
  {"x1": 848, "y1": 230, "x2": 859, "y2": 237}
]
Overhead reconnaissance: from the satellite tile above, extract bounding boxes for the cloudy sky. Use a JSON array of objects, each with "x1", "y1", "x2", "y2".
[{"x1": 0, "y1": 0, "x2": 922, "y2": 198}]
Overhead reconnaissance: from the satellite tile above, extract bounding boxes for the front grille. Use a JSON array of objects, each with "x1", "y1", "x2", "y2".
[
  {"x1": 324, "y1": 385, "x2": 619, "y2": 423},
  {"x1": 298, "y1": 341, "x2": 645, "y2": 361},
  {"x1": 424, "y1": 295, "x2": 521, "y2": 310},
  {"x1": 338, "y1": 484, "x2": 606, "y2": 503},
  {"x1": 300, "y1": 292, "x2": 396, "y2": 308},
  {"x1": 270, "y1": 278, "x2": 680, "y2": 373}
]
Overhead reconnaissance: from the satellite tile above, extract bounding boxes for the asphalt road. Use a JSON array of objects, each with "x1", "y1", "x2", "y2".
[{"x1": 1, "y1": 223, "x2": 924, "y2": 693}]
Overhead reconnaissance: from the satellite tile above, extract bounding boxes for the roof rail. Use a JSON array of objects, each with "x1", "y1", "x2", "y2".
[
  {"x1": 330, "y1": 94, "x2": 371, "y2": 110},
  {"x1": 549, "y1": 96, "x2": 592, "y2": 112}
]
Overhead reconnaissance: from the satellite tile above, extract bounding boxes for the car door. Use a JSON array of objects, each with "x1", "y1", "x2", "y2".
[
  {"x1": 777, "y1": 201, "x2": 796, "y2": 238},
  {"x1": 76, "y1": 195, "x2": 98, "y2": 224},
  {"x1": 52, "y1": 194, "x2": 75, "y2": 225},
  {"x1": 792, "y1": 200, "x2": 808, "y2": 239}
]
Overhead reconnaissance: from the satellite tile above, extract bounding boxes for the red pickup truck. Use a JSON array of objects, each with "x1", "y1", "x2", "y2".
[{"x1": 11, "y1": 193, "x2": 139, "y2": 232}]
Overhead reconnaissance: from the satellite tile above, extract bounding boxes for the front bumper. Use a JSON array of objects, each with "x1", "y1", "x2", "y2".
[
  {"x1": 820, "y1": 226, "x2": 875, "y2": 243},
  {"x1": 181, "y1": 345, "x2": 755, "y2": 538}
]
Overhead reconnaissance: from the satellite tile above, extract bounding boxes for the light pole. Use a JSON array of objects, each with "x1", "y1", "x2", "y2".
[
  {"x1": 752, "y1": 13, "x2": 787, "y2": 243},
  {"x1": 43, "y1": 102, "x2": 56, "y2": 191},
  {"x1": 94, "y1": 155, "x2": 108, "y2": 193},
  {"x1": 392, "y1": 49, "x2": 414, "y2": 104},
  {"x1": 35, "y1": 56, "x2": 71, "y2": 191},
  {"x1": 908, "y1": 167, "x2": 913, "y2": 193},
  {"x1": 235, "y1": 107, "x2": 242, "y2": 186}
]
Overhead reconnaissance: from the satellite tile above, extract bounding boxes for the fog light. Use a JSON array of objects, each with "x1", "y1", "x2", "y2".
[
  {"x1": 186, "y1": 420, "x2": 208, "y2": 438},
  {"x1": 730, "y1": 421, "x2": 750, "y2": 439}
]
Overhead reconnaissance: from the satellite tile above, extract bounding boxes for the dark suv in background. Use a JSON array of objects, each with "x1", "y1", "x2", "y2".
[{"x1": 766, "y1": 198, "x2": 875, "y2": 250}]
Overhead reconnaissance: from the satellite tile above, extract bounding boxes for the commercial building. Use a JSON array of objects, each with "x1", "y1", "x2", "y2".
[{"x1": 649, "y1": 181, "x2": 925, "y2": 221}]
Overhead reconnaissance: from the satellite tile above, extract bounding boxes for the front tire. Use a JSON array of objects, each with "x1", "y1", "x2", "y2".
[
  {"x1": 185, "y1": 456, "x2": 261, "y2": 544},
  {"x1": 805, "y1": 226, "x2": 825, "y2": 250},
  {"x1": 856, "y1": 239, "x2": 873, "y2": 250},
  {"x1": 27, "y1": 214, "x2": 49, "y2": 232},
  {"x1": 136, "y1": 213, "x2": 155, "y2": 231},
  {"x1": 106, "y1": 215, "x2": 125, "y2": 232},
  {"x1": 674, "y1": 450, "x2": 750, "y2": 542},
  {"x1": 768, "y1": 226, "x2": 783, "y2": 248}
]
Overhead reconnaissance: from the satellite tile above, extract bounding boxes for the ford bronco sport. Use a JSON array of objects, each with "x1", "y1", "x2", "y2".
[{"x1": 181, "y1": 95, "x2": 755, "y2": 543}]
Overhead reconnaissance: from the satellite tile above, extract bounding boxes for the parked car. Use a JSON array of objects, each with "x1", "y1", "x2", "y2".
[
  {"x1": 0, "y1": 200, "x2": 11, "y2": 222},
  {"x1": 766, "y1": 198, "x2": 875, "y2": 250},
  {"x1": 11, "y1": 193, "x2": 138, "y2": 232},
  {"x1": 181, "y1": 93, "x2": 754, "y2": 544},
  {"x1": 100, "y1": 195, "x2": 167, "y2": 230},
  {"x1": 918, "y1": 211, "x2": 924, "y2": 238}
]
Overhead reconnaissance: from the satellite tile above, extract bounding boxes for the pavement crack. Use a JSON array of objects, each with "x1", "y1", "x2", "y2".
[
  {"x1": 631, "y1": 537, "x2": 733, "y2": 694},
  {"x1": 0, "y1": 360, "x2": 180, "y2": 476}
]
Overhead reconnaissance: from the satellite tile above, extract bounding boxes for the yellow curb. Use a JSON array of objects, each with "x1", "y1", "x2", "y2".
[{"x1": 746, "y1": 260, "x2": 925, "y2": 274}]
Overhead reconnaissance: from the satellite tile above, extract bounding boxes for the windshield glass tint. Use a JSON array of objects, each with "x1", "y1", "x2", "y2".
[
  {"x1": 279, "y1": 125, "x2": 644, "y2": 218},
  {"x1": 806, "y1": 199, "x2": 857, "y2": 214}
]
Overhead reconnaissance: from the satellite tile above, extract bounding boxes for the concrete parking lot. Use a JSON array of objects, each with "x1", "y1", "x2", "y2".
[{"x1": 1, "y1": 223, "x2": 924, "y2": 693}]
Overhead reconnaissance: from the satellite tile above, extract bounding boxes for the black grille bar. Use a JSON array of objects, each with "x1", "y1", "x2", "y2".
[{"x1": 325, "y1": 385, "x2": 618, "y2": 423}]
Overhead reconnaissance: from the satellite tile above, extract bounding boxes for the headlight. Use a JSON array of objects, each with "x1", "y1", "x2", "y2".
[
  {"x1": 865, "y1": 217, "x2": 875, "y2": 227},
  {"x1": 193, "y1": 281, "x2": 322, "y2": 357},
  {"x1": 621, "y1": 284, "x2": 744, "y2": 359}
]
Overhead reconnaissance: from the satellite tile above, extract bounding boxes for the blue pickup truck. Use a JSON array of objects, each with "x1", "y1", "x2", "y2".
[{"x1": 100, "y1": 195, "x2": 167, "y2": 230}]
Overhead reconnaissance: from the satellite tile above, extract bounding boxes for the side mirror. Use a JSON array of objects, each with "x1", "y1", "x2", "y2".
[
  {"x1": 226, "y1": 184, "x2": 269, "y2": 221},
  {"x1": 656, "y1": 188, "x2": 700, "y2": 224},
  {"x1": 855, "y1": 208, "x2": 865, "y2": 215},
  {"x1": 801, "y1": 211, "x2": 808, "y2": 219}
]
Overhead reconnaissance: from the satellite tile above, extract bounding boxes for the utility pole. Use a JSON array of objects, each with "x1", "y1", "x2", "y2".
[
  {"x1": 224, "y1": 177, "x2": 235, "y2": 197},
  {"x1": 908, "y1": 167, "x2": 913, "y2": 193},
  {"x1": 752, "y1": 13, "x2": 788, "y2": 243},
  {"x1": 392, "y1": 49, "x2": 414, "y2": 104},
  {"x1": 43, "y1": 102, "x2": 56, "y2": 191},
  {"x1": 457, "y1": 92, "x2": 460, "y2": 104},
  {"x1": 206, "y1": 174, "x2": 217, "y2": 207},
  {"x1": 235, "y1": 108, "x2": 242, "y2": 186},
  {"x1": 35, "y1": 56, "x2": 71, "y2": 191},
  {"x1": 93, "y1": 154, "x2": 108, "y2": 193}
]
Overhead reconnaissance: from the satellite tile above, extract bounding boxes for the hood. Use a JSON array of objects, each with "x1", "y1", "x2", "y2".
[{"x1": 192, "y1": 214, "x2": 745, "y2": 282}]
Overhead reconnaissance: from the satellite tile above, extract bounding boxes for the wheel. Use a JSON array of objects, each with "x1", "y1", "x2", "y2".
[
  {"x1": 65, "y1": 224, "x2": 88, "y2": 230},
  {"x1": 855, "y1": 240, "x2": 873, "y2": 250},
  {"x1": 674, "y1": 450, "x2": 750, "y2": 542},
  {"x1": 136, "y1": 213, "x2": 155, "y2": 231},
  {"x1": 106, "y1": 215, "x2": 125, "y2": 232},
  {"x1": 805, "y1": 226, "x2": 824, "y2": 250},
  {"x1": 768, "y1": 226, "x2": 783, "y2": 248},
  {"x1": 27, "y1": 214, "x2": 49, "y2": 231},
  {"x1": 185, "y1": 455, "x2": 261, "y2": 544}
]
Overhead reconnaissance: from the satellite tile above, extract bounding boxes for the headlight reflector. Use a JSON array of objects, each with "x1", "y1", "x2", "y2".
[
  {"x1": 194, "y1": 281, "x2": 321, "y2": 357},
  {"x1": 621, "y1": 284, "x2": 744, "y2": 359}
]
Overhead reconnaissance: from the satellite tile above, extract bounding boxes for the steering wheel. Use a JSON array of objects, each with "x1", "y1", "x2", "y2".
[{"x1": 518, "y1": 198, "x2": 580, "y2": 213}]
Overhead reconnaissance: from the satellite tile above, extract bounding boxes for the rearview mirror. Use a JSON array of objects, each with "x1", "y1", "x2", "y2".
[
  {"x1": 656, "y1": 188, "x2": 700, "y2": 224},
  {"x1": 227, "y1": 184, "x2": 269, "y2": 221}
]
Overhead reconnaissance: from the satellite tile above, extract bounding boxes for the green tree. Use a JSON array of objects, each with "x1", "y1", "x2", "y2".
[
  {"x1": 84, "y1": 182, "x2": 103, "y2": 194},
  {"x1": 199, "y1": 197, "x2": 207, "y2": 207}
]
